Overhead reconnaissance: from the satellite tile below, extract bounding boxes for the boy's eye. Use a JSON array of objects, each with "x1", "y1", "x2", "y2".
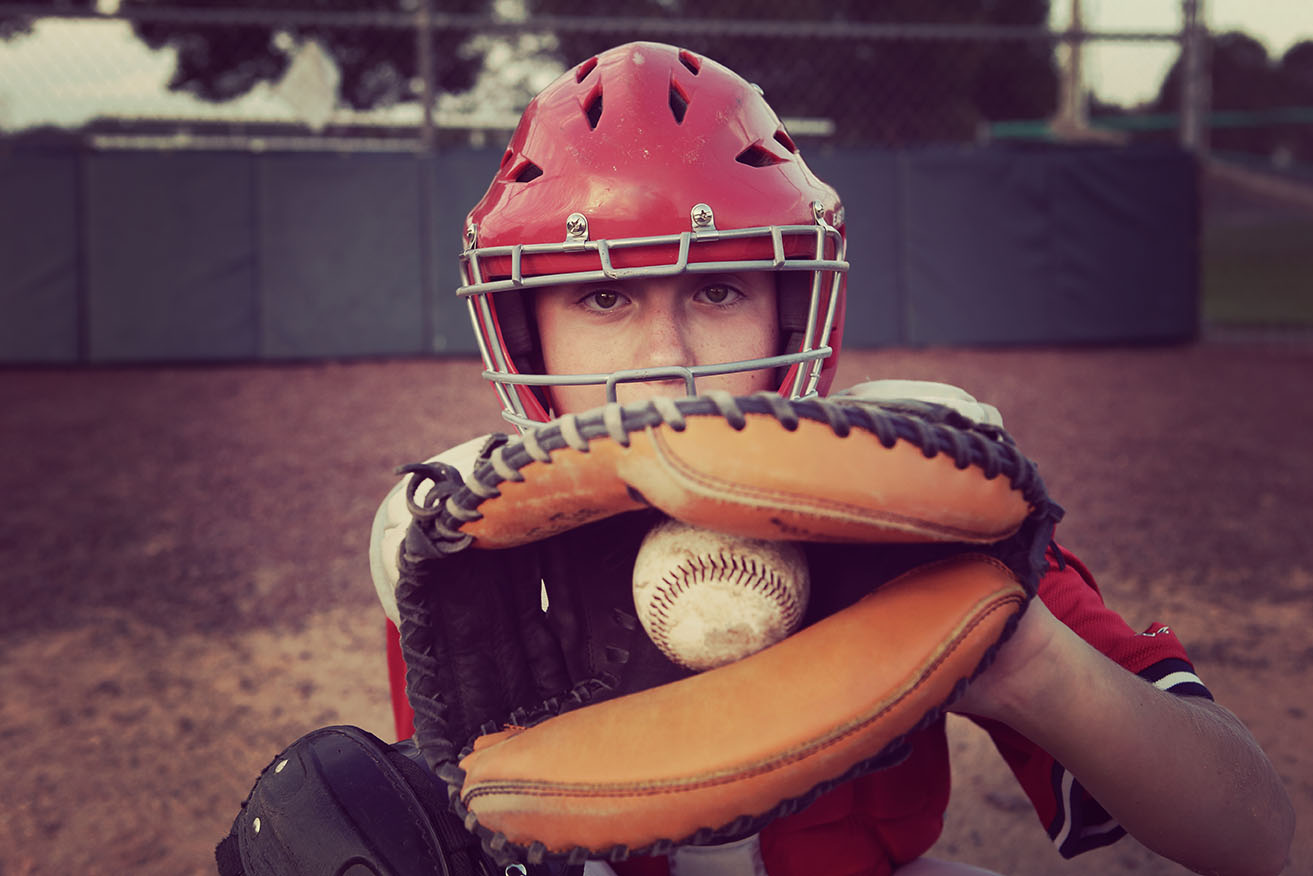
[
  {"x1": 585, "y1": 290, "x2": 622, "y2": 310},
  {"x1": 699, "y1": 285, "x2": 740, "y2": 305}
]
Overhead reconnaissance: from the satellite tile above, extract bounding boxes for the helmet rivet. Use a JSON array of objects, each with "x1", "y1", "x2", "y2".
[
  {"x1": 811, "y1": 201, "x2": 826, "y2": 222},
  {"x1": 565, "y1": 212, "x2": 588, "y2": 241},
  {"x1": 465, "y1": 222, "x2": 478, "y2": 246},
  {"x1": 690, "y1": 203, "x2": 715, "y2": 229}
]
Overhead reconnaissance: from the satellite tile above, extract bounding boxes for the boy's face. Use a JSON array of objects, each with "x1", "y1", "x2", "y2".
[{"x1": 532, "y1": 271, "x2": 780, "y2": 415}]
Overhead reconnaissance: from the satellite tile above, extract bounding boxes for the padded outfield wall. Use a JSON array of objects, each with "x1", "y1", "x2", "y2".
[{"x1": 0, "y1": 143, "x2": 1198, "y2": 364}]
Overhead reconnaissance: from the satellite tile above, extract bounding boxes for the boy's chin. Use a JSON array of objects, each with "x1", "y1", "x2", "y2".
[{"x1": 552, "y1": 377, "x2": 774, "y2": 416}]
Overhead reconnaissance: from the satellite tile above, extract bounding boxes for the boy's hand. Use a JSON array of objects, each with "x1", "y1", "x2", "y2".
[
  {"x1": 948, "y1": 598, "x2": 1066, "y2": 722},
  {"x1": 948, "y1": 593, "x2": 1294, "y2": 876}
]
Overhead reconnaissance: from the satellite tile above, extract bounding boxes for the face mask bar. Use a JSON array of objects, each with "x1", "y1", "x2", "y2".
[
  {"x1": 458, "y1": 223, "x2": 845, "y2": 297},
  {"x1": 486, "y1": 350, "x2": 834, "y2": 430},
  {"x1": 461, "y1": 217, "x2": 847, "y2": 429}
]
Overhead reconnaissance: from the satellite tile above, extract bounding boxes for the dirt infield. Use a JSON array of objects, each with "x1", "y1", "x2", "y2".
[{"x1": 2, "y1": 342, "x2": 1310, "y2": 875}]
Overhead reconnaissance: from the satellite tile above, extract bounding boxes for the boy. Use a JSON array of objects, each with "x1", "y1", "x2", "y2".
[
  {"x1": 387, "y1": 41, "x2": 1292, "y2": 875},
  {"x1": 225, "y1": 41, "x2": 1293, "y2": 876}
]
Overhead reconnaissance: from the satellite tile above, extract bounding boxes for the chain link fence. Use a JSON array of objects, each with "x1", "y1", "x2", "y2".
[{"x1": 0, "y1": 0, "x2": 1205, "y2": 153}]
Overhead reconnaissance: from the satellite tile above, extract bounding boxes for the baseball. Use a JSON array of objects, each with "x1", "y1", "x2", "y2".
[{"x1": 632, "y1": 518, "x2": 811, "y2": 671}]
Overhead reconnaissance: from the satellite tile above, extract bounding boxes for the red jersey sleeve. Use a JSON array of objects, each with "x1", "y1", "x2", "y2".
[{"x1": 974, "y1": 543, "x2": 1212, "y2": 858}]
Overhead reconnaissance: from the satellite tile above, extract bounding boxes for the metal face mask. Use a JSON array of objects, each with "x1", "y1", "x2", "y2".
[{"x1": 459, "y1": 41, "x2": 849, "y2": 429}]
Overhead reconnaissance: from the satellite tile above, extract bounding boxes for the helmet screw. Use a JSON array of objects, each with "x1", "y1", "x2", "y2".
[
  {"x1": 465, "y1": 222, "x2": 478, "y2": 246},
  {"x1": 811, "y1": 201, "x2": 826, "y2": 222},
  {"x1": 690, "y1": 203, "x2": 715, "y2": 229},
  {"x1": 565, "y1": 212, "x2": 589, "y2": 241}
]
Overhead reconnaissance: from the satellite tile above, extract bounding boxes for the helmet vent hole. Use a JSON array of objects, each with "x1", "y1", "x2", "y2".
[
  {"x1": 576, "y1": 57, "x2": 598, "y2": 82},
  {"x1": 668, "y1": 81, "x2": 689, "y2": 124},
  {"x1": 584, "y1": 88, "x2": 603, "y2": 129},
  {"x1": 735, "y1": 144, "x2": 784, "y2": 168},
  {"x1": 678, "y1": 50, "x2": 701, "y2": 75},
  {"x1": 774, "y1": 129, "x2": 798, "y2": 154},
  {"x1": 512, "y1": 161, "x2": 543, "y2": 183}
]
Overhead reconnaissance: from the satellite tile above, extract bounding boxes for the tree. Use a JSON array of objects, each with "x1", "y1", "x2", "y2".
[
  {"x1": 972, "y1": 0, "x2": 1060, "y2": 127},
  {"x1": 117, "y1": 0, "x2": 491, "y2": 110},
  {"x1": 1281, "y1": 39, "x2": 1313, "y2": 99},
  {"x1": 526, "y1": 0, "x2": 1057, "y2": 146},
  {"x1": 1153, "y1": 31, "x2": 1286, "y2": 158},
  {"x1": 0, "y1": 0, "x2": 95, "y2": 40},
  {"x1": 1277, "y1": 40, "x2": 1313, "y2": 163}
]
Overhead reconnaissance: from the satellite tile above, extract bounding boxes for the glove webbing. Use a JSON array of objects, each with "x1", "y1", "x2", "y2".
[{"x1": 397, "y1": 541, "x2": 574, "y2": 776}]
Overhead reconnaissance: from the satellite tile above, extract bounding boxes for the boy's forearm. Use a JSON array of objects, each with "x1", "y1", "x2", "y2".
[{"x1": 993, "y1": 626, "x2": 1293, "y2": 876}]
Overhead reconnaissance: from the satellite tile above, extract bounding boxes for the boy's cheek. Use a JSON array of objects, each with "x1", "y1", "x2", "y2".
[
  {"x1": 548, "y1": 384, "x2": 610, "y2": 416},
  {"x1": 714, "y1": 362, "x2": 779, "y2": 394}
]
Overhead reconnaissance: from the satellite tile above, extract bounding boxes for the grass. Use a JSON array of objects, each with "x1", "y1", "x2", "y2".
[{"x1": 1201, "y1": 217, "x2": 1313, "y2": 327}]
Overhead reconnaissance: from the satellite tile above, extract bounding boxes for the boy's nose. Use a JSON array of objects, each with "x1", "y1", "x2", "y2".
[
  {"x1": 620, "y1": 289, "x2": 697, "y2": 401},
  {"x1": 637, "y1": 288, "x2": 694, "y2": 360}
]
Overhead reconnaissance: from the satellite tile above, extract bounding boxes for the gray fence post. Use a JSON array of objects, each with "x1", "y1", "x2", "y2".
[{"x1": 1179, "y1": 0, "x2": 1211, "y2": 156}]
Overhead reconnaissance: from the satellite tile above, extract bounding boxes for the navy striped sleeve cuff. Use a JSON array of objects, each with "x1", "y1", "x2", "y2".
[{"x1": 1139, "y1": 657, "x2": 1213, "y2": 700}]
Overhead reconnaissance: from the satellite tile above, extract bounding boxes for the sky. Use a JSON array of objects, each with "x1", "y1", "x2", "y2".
[{"x1": 1, "y1": 0, "x2": 1311, "y2": 131}]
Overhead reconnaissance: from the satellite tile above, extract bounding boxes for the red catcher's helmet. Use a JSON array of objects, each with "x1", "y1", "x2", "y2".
[{"x1": 460, "y1": 41, "x2": 848, "y2": 428}]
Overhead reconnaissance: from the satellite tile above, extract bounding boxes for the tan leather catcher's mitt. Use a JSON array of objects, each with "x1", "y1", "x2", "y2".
[{"x1": 394, "y1": 392, "x2": 1062, "y2": 868}]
